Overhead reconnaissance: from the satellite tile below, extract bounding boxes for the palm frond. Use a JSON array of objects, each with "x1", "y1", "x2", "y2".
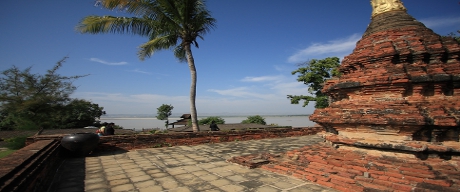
[
  {"x1": 138, "y1": 35, "x2": 178, "y2": 60},
  {"x1": 76, "y1": 16, "x2": 152, "y2": 36}
]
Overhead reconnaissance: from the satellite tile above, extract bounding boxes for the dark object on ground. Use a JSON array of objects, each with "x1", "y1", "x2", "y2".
[
  {"x1": 61, "y1": 133, "x2": 99, "y2": 156},
  {"x1": 105, "y1": 123, "x2": 115, "y2": 135},
  {"x1": 210, "y1": 123, "x2": 220, "y2": 131}
]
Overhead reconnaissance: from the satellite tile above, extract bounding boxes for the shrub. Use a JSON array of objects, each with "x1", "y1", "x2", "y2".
[
  {"x1": 241, "y1": 115, "x2": 266, "y2": 125},
  {"x1": 198, "y1": 116, "x2": 225, "y2": 125},
  {"x1": 5, "y1": 136, "x2": 28, "y2": 150}
]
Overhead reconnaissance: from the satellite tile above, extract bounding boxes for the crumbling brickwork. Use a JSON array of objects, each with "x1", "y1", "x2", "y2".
[{"x1": 310, "y1": 9, "x2": 460, "y2": 153}]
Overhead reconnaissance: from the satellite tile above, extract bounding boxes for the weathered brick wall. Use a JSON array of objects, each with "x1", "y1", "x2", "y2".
[
  {"x1": 229, "y1": 142, "x2": 460, "y2": 192},
  {"x1": 0, "y1": 140, "x2": 62, "y2": 192},
  {"x1": 94, "y1": 127, "x2": 323, "y2": 151}
]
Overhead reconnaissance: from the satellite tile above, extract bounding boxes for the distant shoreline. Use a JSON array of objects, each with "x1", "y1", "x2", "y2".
[{"x1": 101, "y1": 114, "x2": 311, "y2": 119}]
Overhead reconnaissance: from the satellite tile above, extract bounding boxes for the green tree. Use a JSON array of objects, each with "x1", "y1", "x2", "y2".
[
  {"x1": 445, "y1": 30, "x2": 460, "y2": 43},
  {"x1": 156, "y1": 104, "x2": 174, "y2": 128},
  {"x1": 0, "y1": 57, "x2": 90, "y2": 130},
  {"x1": 57, "y1": 99, "x2": 106, "y2": 128},
  {"x1": 76, "y1": 0, "x2": 216, "y2": 132},
  {"x1": 241, "y1": 115, "x2": 266, "y2": 125},
  {"x1": 198, "y1": 116, "x2": 225, "y2": 125},
  {"x1": 287, "y1": 57, "x2": 341, "y2": 109}
]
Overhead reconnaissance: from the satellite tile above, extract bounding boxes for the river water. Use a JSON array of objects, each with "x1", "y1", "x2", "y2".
[{"x1": 99, "y1": 115, "x2": 316, "y2": 131}]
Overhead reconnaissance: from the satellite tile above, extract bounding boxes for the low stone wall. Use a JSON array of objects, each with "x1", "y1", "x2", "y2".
[
  {"x1": 93, "y1": 127, "x2": 322, "y2": 151},
  {"x1": 0, "y1": 140, "x2": 62, "y2": 192}
]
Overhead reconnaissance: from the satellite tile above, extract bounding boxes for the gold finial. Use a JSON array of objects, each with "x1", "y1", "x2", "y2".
[{"x1": 370, "y1": 0, "x2": 407, "y2": 17}]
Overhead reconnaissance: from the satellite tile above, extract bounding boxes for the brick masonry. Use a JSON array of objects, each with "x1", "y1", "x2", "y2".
[
  {"x1": 310, "y1": 8, "x2": 460, "y2": 152},
  {"x1": 228, "y1": 137, "x2": 460, "y2": 192}
]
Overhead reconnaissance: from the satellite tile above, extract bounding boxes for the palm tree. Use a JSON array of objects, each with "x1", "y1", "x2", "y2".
[{"x1": 76, "y1": 0, "x2": 216, "y2": 132}]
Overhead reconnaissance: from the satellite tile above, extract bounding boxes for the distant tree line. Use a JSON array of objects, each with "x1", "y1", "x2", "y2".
[{"x1": 0, "y1": 57, "x2": 105, "y2": 130}]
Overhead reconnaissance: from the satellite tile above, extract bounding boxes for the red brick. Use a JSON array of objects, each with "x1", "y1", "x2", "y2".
[
  {"x1": 273, "y1": 165, "x2": 290, "y2": 172},
  {"x1": 368, "y1": 169, "x2": 385, "y2": 176},
  {"x1": 399, "y1": 166, "x2": 434, "y2": 175},
  {"x1": 316, "y1": 175, "x2": 331, "y2": 182},
  {"x1": 373, "y1": 175, "x2": 390, "y2": 180},
  {"x1": 347, "y1": 168, "x2": 364, "y2": 176},
  {"x1": 403, "y1": 175, "x2": 425, "y2": 183},
  {"x1": 423, "y1": 179, "x2": 453, "y2": 187},
  {"x1": 316, "y1": 179, "x2": 335, "y2": 188},
  {"x1": 372, "y1": 179, "x2": 394, "y2": 187},
  {"x1": 355, "y1": 176, "x2": 373, "y2": 183},
  {"x1": 351, "y1": 165, "x2": 368, "y2": 172},
  {"x1": 329, "y1": 174, "x2": 356, "y2": 184},
  {"x1": 305, "y1": 174, "x2": 317, "y2": 182},
  {"x1": 332, "y1": 166, "x2": 348, "y2": 173},
  {"x1": 328, "y1": 159, "x2": 343, "y2": 167},
  {"x1": 388, "y1": 176, "x2": 411, "y2": 184},
  {"x1": 304, "y1": 167, "x2": 325, "y2": 176},
  {"x1": 357, "y1": 181, "x2": 392, "y2": 191},
  {"x1": 401, "y1": 171, "x2": 436, "y2": 179},
  {"x1": 392, "y1": 183, "x2": 414, "y2": 191},
  {"x1": 385, "y1": 171, "x2": 404, "y2": 179}
]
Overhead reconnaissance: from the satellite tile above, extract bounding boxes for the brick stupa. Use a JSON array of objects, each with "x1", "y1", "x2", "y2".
[
  {"x1": 310, "y1": 0, "x2": 460, "y2": 155},
  {"x1": 230, "y1": 1, "x2": 460, "y2": 191}
]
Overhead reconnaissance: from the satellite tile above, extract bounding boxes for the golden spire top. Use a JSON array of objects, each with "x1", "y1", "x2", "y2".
[{"x1": 371, "y1": 0, "x2": 407, "y2": 17}]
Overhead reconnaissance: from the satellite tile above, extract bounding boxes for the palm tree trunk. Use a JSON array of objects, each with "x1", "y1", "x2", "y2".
[{"x1": 184, "y1": 44, "x2": 200, "y2": 132}]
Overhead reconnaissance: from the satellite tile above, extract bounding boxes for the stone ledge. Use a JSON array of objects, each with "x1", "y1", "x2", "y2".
[
  {"x1": 0, "y1": 140, "x2": 61, "y2": 192},
  {"x1": 322, "y1": 133, "x2": 460, "y2": 154}
]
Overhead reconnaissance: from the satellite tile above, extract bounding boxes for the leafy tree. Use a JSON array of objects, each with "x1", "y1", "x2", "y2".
[
  {"x1": 77, "y1": 0, "x2": 216, "y2": 132},
  {"x1": 287, "y1": 57, "x2": 341, "y2": 109},
  {"x1": 198, "y1": 116, "x2": 225, "y2": 125},
  {"x1": 445, "y1": 30, "x2": 460, "y2": 43},
  {"x1": 57, "y1": 99, "x2": 106, "y2": 128},
  {"x1": 156, "y1": 104, "x2": 173, "y2": 128},
  {"x1": 241, "y1": 115, "x2": 266, "y2": 125},
  {"x1": 0, "y1": 57, "x2": 92, "y2": 130}
]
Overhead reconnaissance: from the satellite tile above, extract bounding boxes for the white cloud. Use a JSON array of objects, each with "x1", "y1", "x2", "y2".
[
  {"x1": 130, "y1": 69, "x2": 151, "y2": 74},
  {"x1": 241, "y1": 75, "x2": 284, "y2": 82},
  {"x1": 89, "y1": 58, "x2": 128, "y2": 65},
  {"x1": 419, "y1": 16, "x2": 460, "y2": 29},
  {"x1": 208, "y1": 87, "x2": 276, "y2": 100},
  {"x1": 288, "y1": 34, "x2": 361, "y2": 63}
]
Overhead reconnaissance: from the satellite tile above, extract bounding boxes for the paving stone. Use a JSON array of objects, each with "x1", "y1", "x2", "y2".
[
  {"x1": 109, "y1": 178, "x2": 131, "y2": 186},
  {"x1": 210, "y1": 179, "x2": 231, "y2": 187},
  {"x1": 226, "y1": 175, "x2": 248, "y2": 182},
  {"x1": 130, "y1": 175, "x2": 151, "y2": 182},
  {"x1": 85, "y1": 183, "x2": 109, "y2": 191},
  {"x1": 133, "y1": 180, "x2": 157, "y2": 188},
  {"x1": 239, "y1": 180, "x2": 265, "y2": 189},
  {"x1": 110, "y1": 183, "x2": 135, "y2": 192},
  {"x1": 254, "y1": 185, "x2": 281, "y2": 192},
  {"x1": 272, "y1": 181, "x2": 298, "y2": 189},
  {"x1": 127, "y1": 171, "x2": 148, "y2": 178},
  {"x1": 200, "y1": 174, "x2": 221, "y2": 181},
  {"x1": 138, "y1": 185, "x2": 163, "y2": 192},
  {"x1": 160, "y1": 180, "x2": 180, "y2": 189},
  {"x1": 220, "y1": 184, "x2": 246, "y2": 192},
  {"x1": 106, "y1": 173, "x2": 128, "y2": 181}
]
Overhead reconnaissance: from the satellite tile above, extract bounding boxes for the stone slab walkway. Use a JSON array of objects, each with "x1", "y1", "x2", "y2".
[{"x1": 50, "y1": 135, "x2": 337, "y2": 192}]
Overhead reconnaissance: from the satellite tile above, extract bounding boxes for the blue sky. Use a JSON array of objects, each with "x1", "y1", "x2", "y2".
[{"x1": 1, "y1": 1, "x2": 459, "y2": 116}]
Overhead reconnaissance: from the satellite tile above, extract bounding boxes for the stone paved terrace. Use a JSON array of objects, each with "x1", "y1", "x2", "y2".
[{"x1": 49, "y1": 135, "x2": 337, "y2": 192}]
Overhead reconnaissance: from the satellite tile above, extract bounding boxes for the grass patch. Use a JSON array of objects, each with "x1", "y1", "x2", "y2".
[{"x1": 0, "y1": 149, "x2": 16, "y2": 159}]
